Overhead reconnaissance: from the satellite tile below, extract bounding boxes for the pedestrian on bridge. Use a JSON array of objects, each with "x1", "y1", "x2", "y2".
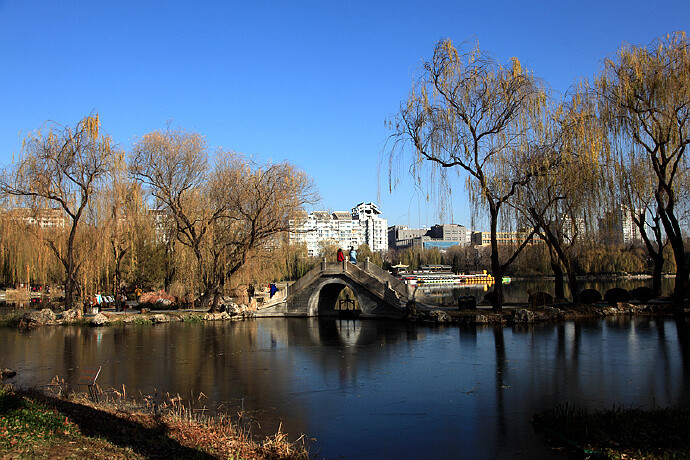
[
  {"x1": 337, "y1": 248, "x2": 345, "y2": 262},
  {"x1": 348, "y1": 246, "x2": 357, "y2": 264}
]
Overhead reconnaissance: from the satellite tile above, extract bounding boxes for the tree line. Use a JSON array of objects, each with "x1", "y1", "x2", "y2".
[
  {"x1": 387, "y1": 32, "x2": 690, "y2": 310},
  {"x1": 0, "y1": 118, "x2": 318, "y2": 311}
]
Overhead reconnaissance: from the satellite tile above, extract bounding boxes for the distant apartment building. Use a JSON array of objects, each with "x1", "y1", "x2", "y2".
[
  {"x1": 470, "y1": 230, "x2": 539, "y2": 247},
  {"x1": 289, "y1": 202, "x2": 388, "y2": 257},
  {"x1": 388, "y1": 225, "x2": 428, "y2": 250},
  {"x1": 8, "y1": 208, "x2": 67, "y2": 229},
  {"x1": 388, "y1": 223, "x2": 471, "y2": 251},
  {"x1": 599, "y1": 205, "x2": 642, "y2": 246}
]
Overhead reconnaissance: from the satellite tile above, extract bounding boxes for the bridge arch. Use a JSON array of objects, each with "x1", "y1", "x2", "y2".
[{"x1": 307, "y1": 278, "x2": 366, "y2": 316}]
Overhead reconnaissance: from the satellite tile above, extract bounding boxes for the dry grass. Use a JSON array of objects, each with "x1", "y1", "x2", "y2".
[{"x1": 1, "y1": 380, "x2": 310, "y2": 459}]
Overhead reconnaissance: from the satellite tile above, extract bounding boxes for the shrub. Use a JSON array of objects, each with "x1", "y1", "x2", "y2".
[
  {"x1": 578, "y1": 289, "x2": 602, "y2": 305},
  {"x1": 604, "y1": 287, "x2": 630, "y2": 305},
  {"x1": 528, "y1": 291, "x2": 553, "y2": 307},
  {"x1": 630, "y1": 286, "x2": 654, "y2": 303}
]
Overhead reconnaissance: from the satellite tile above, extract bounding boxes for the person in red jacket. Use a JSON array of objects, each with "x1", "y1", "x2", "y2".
[{"x1": 336, "y1": 248, "x2": 345, "y2": 262}]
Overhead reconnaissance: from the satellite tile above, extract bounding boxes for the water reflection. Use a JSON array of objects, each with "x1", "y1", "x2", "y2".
[{"x1": 1, "y1": 317, "x2": 689, "y2": 458}]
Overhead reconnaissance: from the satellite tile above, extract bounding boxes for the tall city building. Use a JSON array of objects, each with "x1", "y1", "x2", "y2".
[
  {"x1": 599, "y1": 205, "x2": 642, "y2": 246},
  {"x1": 289, "y1": 202, "x2": 388, "y2": 256}
]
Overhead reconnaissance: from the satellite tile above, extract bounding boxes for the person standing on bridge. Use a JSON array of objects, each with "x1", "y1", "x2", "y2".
[
  {"x1": 337, "y1": 248, "x2": 345, "y2": 262},
  {"x1": 348, "y1": 246, "x2": 357, "y2": 264}
]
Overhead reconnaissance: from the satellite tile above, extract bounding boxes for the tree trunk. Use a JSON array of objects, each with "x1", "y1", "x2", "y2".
[
  {"x1": 64, "y1": 238, "x2": 76, "y2": 310},
  {"x1": 651, "y1": 253, "x2": 664, "y2": 297},
  {"x1": 548, "y1": 245, "x2": 565, "y2": 300},
  {"x1": 658, "y1": 200, "x2": 688, "y2": 306},
  {"x1": 635, "y1": 213, "x2": 665, "y2": 298},
  {"x1": 566, "y1": 267, "x2": 580, "y2": 306},
  {"x1": 489, "y1": 208, "x2": 503, "y2": 311}
]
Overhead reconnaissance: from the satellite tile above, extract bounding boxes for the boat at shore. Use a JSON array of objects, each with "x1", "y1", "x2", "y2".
[{"x1": 395, "y1": 265, "x2": 509, "y2": 286}]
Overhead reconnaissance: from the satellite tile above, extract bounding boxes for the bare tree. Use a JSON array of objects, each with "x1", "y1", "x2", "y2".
[
  {"x1": 387, "y1": 38, "x2": 551, "y2": 310},
  {"x1": 130, "y1": 128, "x2": 318, "y2": 310},
  {"x1": 0, "y1": 114, "x2": 113, "y2": 308},
  {"x1": 596, "y1": 32, "x2": 690, "y2": 303}
]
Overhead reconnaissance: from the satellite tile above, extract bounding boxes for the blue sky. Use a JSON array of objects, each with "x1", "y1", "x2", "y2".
[{"x1": 1, "y1": 1, "x2": 688, "y2": 229}]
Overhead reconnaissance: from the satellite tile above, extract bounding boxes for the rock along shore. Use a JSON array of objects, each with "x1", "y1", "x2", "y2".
[
  {"x1": 6, "y1": 301, "x2": 259, "y2": 329},
  {"x1": 404, "y1": 299, "x2": 685, "y2": 326}
]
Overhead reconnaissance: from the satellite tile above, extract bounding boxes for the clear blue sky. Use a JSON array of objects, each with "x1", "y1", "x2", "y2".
[{"x1": 1, "y1": 1, "x2": 688, "y2": 229}]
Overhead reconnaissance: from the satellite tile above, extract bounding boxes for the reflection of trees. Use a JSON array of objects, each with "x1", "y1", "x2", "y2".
[
  {"x1": 3, "y1": 319, "x2": 422, "y2": 438},
  {"x1": 493, "y1": 326, "x2": 506, "y2": 437},
  {"x1": 674, "y1": 318, "x2": 690, "y2": 402}
]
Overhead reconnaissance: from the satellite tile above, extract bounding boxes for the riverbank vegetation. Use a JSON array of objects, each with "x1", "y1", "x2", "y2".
[
  {"x1": 0, "y1": 116, "x2": 318, "y2": 311},
  {"x1": 0, "y1": 384, "x2": 308, "y2": 459},
  {"x1": 534, "y1": 403, "x2": 690, "y2": 459},
  {"x1": 386, "y1": 32, "x2": 690, "y2": 310}
]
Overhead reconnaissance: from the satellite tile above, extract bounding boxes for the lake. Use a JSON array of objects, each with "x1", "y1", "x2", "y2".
[{"x1": 1, "y1": 316, "x2": 688, "y2": 458}]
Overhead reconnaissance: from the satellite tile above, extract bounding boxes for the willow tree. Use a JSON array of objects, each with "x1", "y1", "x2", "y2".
[
  {"x1": 512, "y1": 89, "x2": 603, "y2": 303},
  {"x1": 611, "y1": 153, "x2": 669, "y2": 296},
  {"x1": 0, "y1": 114, "x2": 113, "y2": 308},
  {"x1": 596, "y1": 32, "x2": 690, "y2": 302},
  {"x1": 387, "y1": 38, "x2": 551, "y2": 310},
  {"x1": 95, "y1": 156, "x2": 150, "y2": 308},
  {"x1": 130, "y1": 128, "x2": 318, "y2": 310},
  {"x1": 129, "y1": 128, "x2": 211, "y2": 304}
]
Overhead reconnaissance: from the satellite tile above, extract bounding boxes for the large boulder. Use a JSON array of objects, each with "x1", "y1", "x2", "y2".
[
  {"x1": 90, "y1": 313, "x2": 109, "y2": 326},
  {"x1": 151, "y1": 314, "x2": 171, "y2": 323},
  {"x1": 220, "y1": 302, "x2": 257, "y2": 317},
  {"x1": 428, "y1": 310, "x2": 451, "y2": 323},
  {"x1": 203, "y1": 311, "x2": 232, "y2": 321},
  {"x1": 604, "y1": 288, "x2": 631, "y2": 306},
  {"x1": 61, "y1": 308, "x2": 83, "y2": 322},
  {"x1": 1, "y1": 368, "x2": 16, "y2": 380},
  {"x1": 19, "y1": 308, "x2": 59, "y2": 328},
  {"x1": 155, "y1": 298, "x2": 173, "y2": 308},
  {"x1": 512, "y1": 308, "x2": 536, "y2": 323},
  {"x1": 578, "y1": 289, "x2": 602, "y2": 305}
]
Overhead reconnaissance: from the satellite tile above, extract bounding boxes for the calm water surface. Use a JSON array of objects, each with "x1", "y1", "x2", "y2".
[{"x1": 1, "y1": 317, "x2": 689, "y2": 459}]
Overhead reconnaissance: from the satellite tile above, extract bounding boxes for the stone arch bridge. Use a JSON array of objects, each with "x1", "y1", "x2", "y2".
[{"x1": 256, "y1": 260, "x2": 416, "y2": 319}]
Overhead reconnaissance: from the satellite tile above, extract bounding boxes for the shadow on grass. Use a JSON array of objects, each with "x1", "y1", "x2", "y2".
[{"x1": 27, "y1": 391, "x2": 215, "y2": 459}]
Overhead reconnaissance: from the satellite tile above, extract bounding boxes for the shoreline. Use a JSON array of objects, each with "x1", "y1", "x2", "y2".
[{"x1": 0, "y1": 297, "x2": 687, "y2": 330}]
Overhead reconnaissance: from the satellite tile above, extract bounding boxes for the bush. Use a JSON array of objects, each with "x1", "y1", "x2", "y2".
[
  {"x1": 630, "y1": 286, "x2": 654, "y2": 303},
  {"x1": 604, "y1": 287, "x2": 630, "y2": 305},
  {"x1": 578, "y1": 289, "x2": 602, "y2": 305},
  {"x1": 528, "y1": 291, "x2": 553, "y2": 307},
  {"x1": 483, "y1": 291, "x2": 497, "y2": 306}
]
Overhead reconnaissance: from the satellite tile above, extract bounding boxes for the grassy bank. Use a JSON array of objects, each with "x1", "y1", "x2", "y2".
[
  {"x1": 533, "y1": 403, "x2": 690, "y2": 459},
  {"x1": 0, "y1": 385, "x2": 308, "y2": 459}
]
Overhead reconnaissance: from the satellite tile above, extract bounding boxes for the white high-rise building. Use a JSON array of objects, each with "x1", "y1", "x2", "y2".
[
  {"x1": 599, "y1": 205, "x2": 643, "y2": 246},
  {"x1": 289, "y1": 202, "x2": 388, "y2": 256}
]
